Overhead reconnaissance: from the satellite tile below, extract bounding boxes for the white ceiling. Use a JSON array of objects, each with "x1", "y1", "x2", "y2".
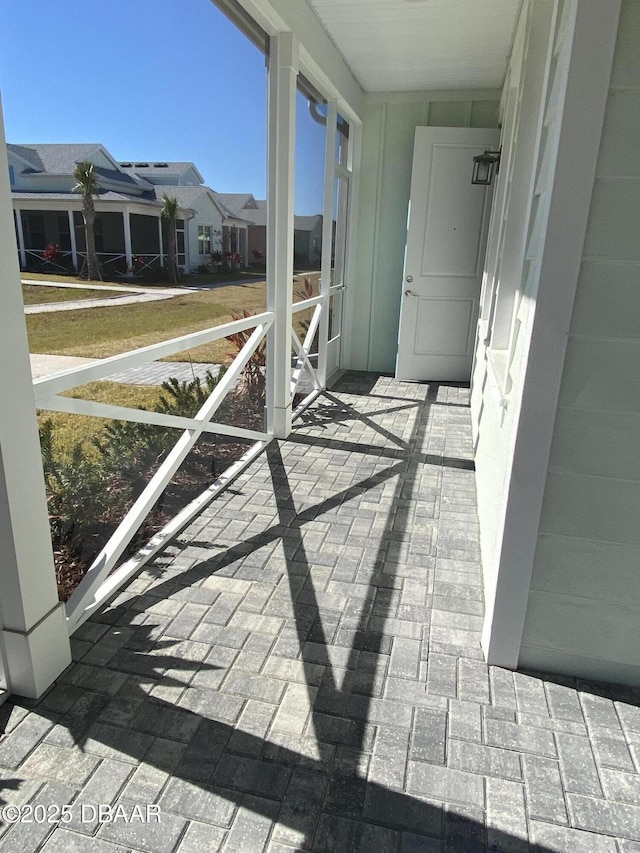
[{"x1": 307, "y1": 0, "x2": 522, "y2": 93}]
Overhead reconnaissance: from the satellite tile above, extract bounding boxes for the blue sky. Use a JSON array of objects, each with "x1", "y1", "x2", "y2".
[{"x1": 0, "y1": 0, "x2": 327, "y2": 213}]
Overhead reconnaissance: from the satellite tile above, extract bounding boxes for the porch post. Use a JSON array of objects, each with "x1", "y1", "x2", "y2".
[
  {"x1": 123, "y1": 208, "x2": 133, "y2": 272},
  {"x1": 14, "y1": 206, "x2": 26, "y2": 268},
  {"x1": 318, "y1": 101, "x2": 338, "y2": 388},
  {"x1": 68, "y1": 208, "x2": 78, "y2": 271},
  {"x1": 158, "y1": 216, "x2": 164, "y2": 267},
  {"x1": 266, "y1": 31, "x2": 297, "y2": 438},
  {"x1": 0, "y1": 99, "x2": 71, "y2": 698}
]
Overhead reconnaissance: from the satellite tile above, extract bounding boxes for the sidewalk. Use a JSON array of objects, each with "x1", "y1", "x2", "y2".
[{"x1": 30, "y1": 354, "x2": 222, "y2": 385}]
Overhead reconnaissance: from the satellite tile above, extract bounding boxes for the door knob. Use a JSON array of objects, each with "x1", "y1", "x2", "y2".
[{"x1": 405, "y1": 289, "x2": 418, "y2": 297}]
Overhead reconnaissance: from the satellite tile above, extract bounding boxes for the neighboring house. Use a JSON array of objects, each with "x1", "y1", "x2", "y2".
[
  {"x1": 147, "y1": 185, "x2": 251, "y2": 271},
  {"x1": 8, "y1": 144, "x2": 194, "y2": 276},
  {"x1": 215, "y1": 194, "x2": 267, "y2": 263},
  {"x1": 220, "y1": 194, "x2": 322, "y2": 268},
  {"x1": 7, "y1": 144, "x2": 253, "y2": 275}
]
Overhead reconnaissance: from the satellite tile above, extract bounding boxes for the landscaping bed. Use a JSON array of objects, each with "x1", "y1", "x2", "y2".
[{"x1": 42, "y1": 373, "x2": 263, "y2": 602}]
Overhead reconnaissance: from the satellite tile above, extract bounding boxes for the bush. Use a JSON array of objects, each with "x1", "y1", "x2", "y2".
[
  {"x1": 40, "y1": 368, "x2": 229, "y2": 596},
  {"x1": 40, "y1": 419, "x2": 111, "y2": 549}
]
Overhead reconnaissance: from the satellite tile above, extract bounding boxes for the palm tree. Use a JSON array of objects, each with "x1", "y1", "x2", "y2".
[
  {"x1": 161, "y1": 194, "x2": 180, "y2": 284},
  {"x1": 73, "y1": 160, "x2": 102, "y2": 281}
]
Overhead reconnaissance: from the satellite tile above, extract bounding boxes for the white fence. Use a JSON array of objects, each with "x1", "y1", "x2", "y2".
[{"x1": 34, "y1": 297, "x2": 334, "y2": 632}]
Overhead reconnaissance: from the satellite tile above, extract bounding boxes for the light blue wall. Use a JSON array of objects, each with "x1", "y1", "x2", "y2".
[
  {"x1": 520, "y1": 0, "x2": 640, "y2": 686},
  {"x1": 348, "y1": 93, "x2": 500, "y2": 374}
]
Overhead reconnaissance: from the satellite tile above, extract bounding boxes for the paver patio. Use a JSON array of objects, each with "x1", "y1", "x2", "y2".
[{"x1": 1, "y1": 372, "x2": 639, "y2": 851}]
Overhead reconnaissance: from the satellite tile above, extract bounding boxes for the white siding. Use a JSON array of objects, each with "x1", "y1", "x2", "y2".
[
  {"x1": 520, "y1": 0, "x2": 640, "y2": 686},
  {"x1": 186, "y1": 193, "x2": 224, "y2": 271}
]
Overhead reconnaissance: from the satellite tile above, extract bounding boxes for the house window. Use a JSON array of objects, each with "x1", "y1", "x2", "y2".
[
  {"x1": 8, "y1": 165, "x2": 15, "y2": 186},
  {"x1": 176, "y1": 219, "x2": 186, "y2": 267},
  {"x1": 198, "y1": 224, "x2": 212, "y2": 255}
]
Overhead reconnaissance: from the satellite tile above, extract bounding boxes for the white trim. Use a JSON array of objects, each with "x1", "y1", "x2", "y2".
[
  {"x1": 14, "y1": 206, "x2": 26, "y2": 268},
  {"x1": 68, "y1": 208, "x2": 78, "y2": 269},
  {"x1": 364, "y1": 89, "x2": 502, "y2": 105},
  {"x1": 482, "y1": 0, "x2": 623, "y2": 667},
  {"x1": 266, "y1": 32, "x2": 297, "y2": 438},
  {"x1": 0, "y1": 99, "x2": 71, "y2": 698},
  {"x1": 123, "y1": 208, "x2": 133, "y2": 271},
  {"x1": 318, "y1": 101, "x2": 337, "y2": 388}
]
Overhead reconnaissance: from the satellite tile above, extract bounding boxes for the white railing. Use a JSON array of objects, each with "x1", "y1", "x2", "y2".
[
  {"x1": 34, "y1": 285, "x2": 344, "y2": 632},
  {"x1": 291, "y1": 295, "x2": 323, "y2": 397},
  {"x1": 34, "y1": 311, "x2": 274, "y2": 631},
  {"x1": 24, "y1": 248, "x2": 74, "y2": 272}
]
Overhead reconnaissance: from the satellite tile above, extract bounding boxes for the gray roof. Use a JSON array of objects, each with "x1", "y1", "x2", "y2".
[
  {"x1": 215, "y1": 193, "x2": 256, "y2": 213},
  {"x1": 152, "y1": 186, "x2": 253, "y2": 224},
  {"x1": 151, "y1": 185, "x2": 208, "y2": 207},
  {"x1": 8, "y1": 143, "x2": 105, "y2": 174},
  {"x1": 219, "y1": 197, "x2": 267, "y2": 226},
  {"x1": 91, "y1": 166, "x2": 141, "y2": 188},
  {"x1": 119, "y1": 161, "x2": 204, "y2": 182},
  {"x1": 11, "y1": 190, "x2": 163, "y2": 205}
]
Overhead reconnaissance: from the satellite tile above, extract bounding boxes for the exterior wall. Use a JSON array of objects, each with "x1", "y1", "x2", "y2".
[
  {"x1": 186, "y1": 194, "x2": 224, "y2": 271},
  {"x1": 348, "y1": 92, "x2": 499, "y2": 373},
  {"x1": 519, "y1": 0, "x2": 640, "y2": 685}
]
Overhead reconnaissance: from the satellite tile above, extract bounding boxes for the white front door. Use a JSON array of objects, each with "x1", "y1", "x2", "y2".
[{"x1": 396, "y1": 126, "x2": 500, "y2": 381}]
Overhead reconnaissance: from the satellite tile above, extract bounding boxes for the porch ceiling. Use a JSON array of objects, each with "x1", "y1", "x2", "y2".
[{"x1": 307, "y1": 0, "x2": 521, "y2": 92}]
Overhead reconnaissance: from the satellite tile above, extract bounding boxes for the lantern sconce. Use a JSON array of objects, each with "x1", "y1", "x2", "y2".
[{"x1": 471, "y1": 149, "x2": 501, "y2": 185}]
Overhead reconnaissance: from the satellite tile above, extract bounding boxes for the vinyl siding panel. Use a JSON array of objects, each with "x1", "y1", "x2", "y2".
[{"x1": 520, "y1": 0, "x2": 640, "y2": 686}]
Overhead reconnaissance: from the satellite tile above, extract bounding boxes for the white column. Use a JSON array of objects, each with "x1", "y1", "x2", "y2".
[
  {"x1": 123, "y1": 208, "x2": 133, "y2": 272},
  {"x1": 318, "y1": 102, "x2": 338, "y2": 388},
  {"x1": 0, "y1": 98, "x2": 71, "y2": 698},
  {"x1": 68, "y1": 208, "x2": 78, "y2": 271},
  {"x1": 14, "y1": 206, "x2": 26, "y2": 268},
  {"x1": 158, "y1": 216, "x2": 164, "y2": 267},
  {"x1": 266, "y1": 32, "x2": 298, "y2": 438}
]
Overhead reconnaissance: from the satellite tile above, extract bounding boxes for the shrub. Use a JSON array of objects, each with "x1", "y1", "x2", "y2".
[
  {"x1": 226, "y1": 312, "x2": 266, "y2": 400},
  {"x1": 40, "y1": 419, "x2": 111, "y2": 548}
]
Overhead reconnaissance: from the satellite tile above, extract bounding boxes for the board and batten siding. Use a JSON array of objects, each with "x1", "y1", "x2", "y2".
[
  {"x1": 347, "y1": 93, "x2": 499, "y2": 374},
  {"x1": 519, "y1": 0, "x2": 640, "y2": 686}
]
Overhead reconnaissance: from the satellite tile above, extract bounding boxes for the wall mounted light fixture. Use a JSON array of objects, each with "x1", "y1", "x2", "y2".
[{"x1": 472, "y1": 149, "x2": 501, "y2": 185}]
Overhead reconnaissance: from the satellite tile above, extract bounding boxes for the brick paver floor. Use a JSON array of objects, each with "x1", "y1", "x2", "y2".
[{"x1": 1, "y1": 373, "x2": 639, "y2": 851}]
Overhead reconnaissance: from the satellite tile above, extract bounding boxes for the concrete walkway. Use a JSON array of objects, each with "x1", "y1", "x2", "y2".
[
  {"x1": 22, "y1": 277, "x2": 266, "y2": 315},
  {"x1": 30, "y1": 354, "x2": 222, "y2": 385},
  {"x1": 1, "y1": 373, "x2": 639, "y2": 851},
  {"x1": 22, "y1": 279, "x2": 187, "y2": 295}
]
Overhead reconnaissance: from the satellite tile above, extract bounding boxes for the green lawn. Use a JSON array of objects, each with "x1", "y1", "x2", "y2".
[
  {"x1": 26, "y1": 282, "x2": 268, "y2": 363},
  {"x1": 22, "y1": 284, "x2": 124, "y2": 305},
  {"x1": 39, "y1": 381, "x2": 164, "y2": 460}
]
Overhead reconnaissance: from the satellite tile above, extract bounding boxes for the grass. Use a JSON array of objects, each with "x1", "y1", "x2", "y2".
[
  {"x1": 26, "y1": 282, "x2": 268, "y2": 363},
  {"x1": 22, "y1": 284, "x2": 124, "y2": 305},
  {"x1": 38, "y1": 381, "x2": 163, "y2": 460}
]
